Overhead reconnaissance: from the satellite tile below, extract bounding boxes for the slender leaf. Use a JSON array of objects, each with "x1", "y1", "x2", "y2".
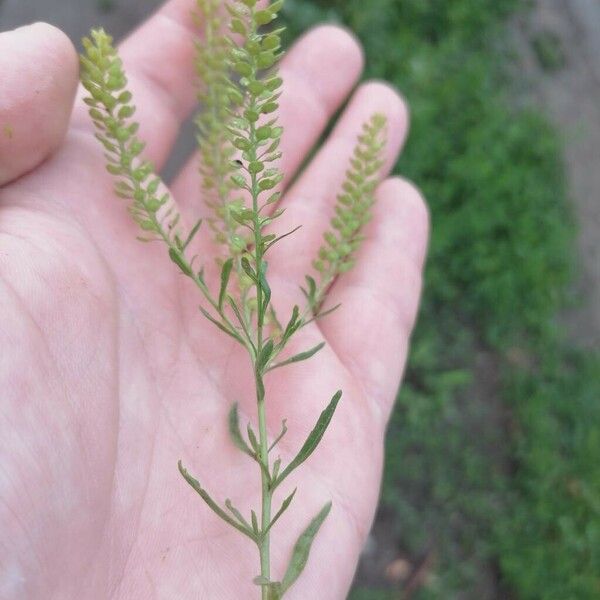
[
  {"x1": 228, "y1": 296, "x2": 256, "y2": 354},
  {"x1": 169, "y1": 248, "x2": 193, "y2": 276},
  {"x1": 301, "y1": 275, "x2": 317, "y2": 304},
  {"x1": 178, "y1": 461, "x2": 256, "y2": 541},
  {"x1": 257, "y1": 339, "x2": 275, "y2": 372},
  {"x1": 228, "y1": 403, "x2": 254, "y2": 458},
  {"x1": 274, "y1": 390, "x2": 342, "y2": 486},
  {"x1": 265, "y1": 488, "x2": 297, "y2": 534},
  {"x1": 265, "y1": 225, "x2": 302, "y2": 251},
  {"x1": 280, "y1": 502, "x2": 333, "y2": 593},
  {"x1": 268, "y1": 419, "x2": 288, "y2": 453},
  {"x1": 281, "y1": 305, "x2": 300, "y2": 344},
  {"x1": 219, "y1": 258, "x2": 234, "y2": 310},
  {"x1": 241, "y1": 257, "x2": 257, "y2": 282},
  {"x1": 268, "y1": 342, "x2": 326, "y2": 371},
  {"x1": 314, "y1": 303, "x2": 341, "y2": 321},
  {"x1": 182, "y1": 218, "x2": 202, "y2": 250},
  {"x1": 251, "y1": 510, "x2": 260, "y2": 536},
  {"x1": 247, "y1": 424, "x2": 260, "y2": 454},
  {"x1": 225, "y1": 499, "x2": 252, "y2": 530},
  {"x1": 259, "y1": 265, "x2": 272, "y2": 313},
  {"x1": 272, "y1": 457, "x2": 281, "y2": 481},
  {"x1": 199, "y1": 307, "x2": 243, "y2": 344}
]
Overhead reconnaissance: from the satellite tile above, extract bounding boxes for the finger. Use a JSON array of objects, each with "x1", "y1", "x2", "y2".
[
  {"x1": 0, "y1": 23, "x2": 78, "y2": 187},
  {"x1": 320, "y1": 177, "x2": 429, "y2": 421},
  {"x1": 267, "y1": 81, "x2": 409, "y2": 292},
  {"x1": 171, "y1": 25, "x2": 364, "y2": 218},
  {"x1": 73, "y1": 0, "x2": 199, "y2": 170}
]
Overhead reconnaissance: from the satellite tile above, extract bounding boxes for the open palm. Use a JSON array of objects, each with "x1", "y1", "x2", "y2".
[{"x1": 0, "y1": 2, "x2": 428, "y2": 598}]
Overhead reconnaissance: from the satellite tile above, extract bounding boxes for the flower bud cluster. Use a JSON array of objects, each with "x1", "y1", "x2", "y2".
[
  {"x1": 313, "y1": 114, "x2": 388, "y2": 278},
  {"x1": 80, "y1": 29, "x2": 175, "y2": 238}
]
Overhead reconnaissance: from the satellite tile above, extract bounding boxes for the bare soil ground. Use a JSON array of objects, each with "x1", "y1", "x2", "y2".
[{"x1": 512, "y1": 0, "x2": 600, "y2": 349}]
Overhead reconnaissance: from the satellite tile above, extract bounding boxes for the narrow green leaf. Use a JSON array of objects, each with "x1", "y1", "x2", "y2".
[
  {"x1": 241, "y1": 257, "x2": 257, "y2": 282},
  {"x1": 259, "y1": 263, "x2": 271, "y2": 313},
  {"x1": 219, "y1": 258, "x2": 234, "y2": 310},
  {"x1": 280, "y1": 502, "x2": 333, "y2": 593},
  {"x1": 282, "y1": 305, "x2": 300, "y2": 344},
  {"x1": 301, "y1": 275, "x2": 317, "y2": 305},
  {"x1": 247, "y1": 424, "x2": 260, "y2": 454},
  {"x1": 251, "y1": 510, "x2": 260, "y2": 536},
  {"x1": 227, "y1": 296, "x2": 256, "y2": 354},
  {"x1": 274, "y1": 390, "x2": 342, "y2": 486},
  {"x1": 169, "y1": 248, "x2": 193, "y2": 277},
  {"x1": 225, "y1": 499, "x2": 252, "y2": 531},
  {"x1": 178, "y1": 460, "x2": 256, "y2": 541},
  {"x1": 257, "y1": 339, "x2": 274, "y2": 372},
  {"x1": 228, "y1": 403, "x2": 254, "y2": 458},
  {"x1": 182, "y1": 218, "x2": 202, "y2": 250},
  {"x1": 315, "y1": 303, "x2": 342, "y2": 321},
  {"x1": 265, "y1": 488, "x2": 296, "y2": 534},
  {"x1": 271, "y1": 457, "x2": 282, "y2": 481},
  {"x1": 268, "y1": 342, "x2": 326, "y2": 371},
  {"x1": 268, "y1": 419, "x2": 288, "y2": 453},
  {"x1": 265, "y1": 225, "x2": 302, "y2": 252},
  {"x1": 304, "y1": 303, "x2": 342, "y2": 327},
  {"x1": 199, "y1": 307, "x2": 243, "y2": 345}
]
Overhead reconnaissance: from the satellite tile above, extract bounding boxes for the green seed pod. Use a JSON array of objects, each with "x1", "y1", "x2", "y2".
[
  {"x1": 231, "y1": 173, "x2": 247, "y2": 188},
  {"x1": 266, "y1": 76, "x2": 283, "y2": 91},
  {"x1": 234, "y1": 61, "x2": 252, "y2": 77},
  {"x1": 257, "y1": 51, "x2": 276, "y2": 70},
  {"x1": 261, "y1": 102, "x2": 278, "y2": 114},
  {"x1": 234, "y1": 137, "x2": 250, "y2": 151},
  {"x1": 259, "y1": 178, "x2": 276, "y2": 191},
  {"x1": 249, "y1": 161, "x2": 264, "y2": 174},
  {"x1": 256, "y1": 126, "x2": 272, "y2": 141},
  {"x1": 262, "y1": 34, "x2": 281, "y2": 51},
  {"x1": 248, "y1": 81, "x2": 265, "y2": 95},
  {"x1": 231, "y1": 19, "x2": 246, "y2": 35},
  {"x1": 255, "y1": 10, "x2": 275, "y2": 25}
]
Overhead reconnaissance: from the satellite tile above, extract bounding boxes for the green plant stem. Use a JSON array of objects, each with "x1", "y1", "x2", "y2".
[
  {"x1": 246, "y1": 9, "x2": 272, "y2": 592},
  {"x1": 257, "y1": 374, "x2": 271, "y2": 600},
  {"x1": 251, "y1": 121, "x2": 272, "y2": 600}
]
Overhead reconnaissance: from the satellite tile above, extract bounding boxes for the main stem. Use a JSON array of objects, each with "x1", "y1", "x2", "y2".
[
  {"x1": 257, "y1": 371, "x2": 271, "y2": 599},
  {"x1": 249, "y1": 115, "x2": 272, "y2": 600}
]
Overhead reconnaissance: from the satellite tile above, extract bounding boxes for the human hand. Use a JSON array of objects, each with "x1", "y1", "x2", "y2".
[{"x1": 0, "y1": 2, "x2": 428, "y2": 598}]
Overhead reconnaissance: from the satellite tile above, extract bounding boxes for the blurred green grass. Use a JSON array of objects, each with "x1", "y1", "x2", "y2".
[{"x1": 281, "y1": 1, "x2": 600, "y2": 598}]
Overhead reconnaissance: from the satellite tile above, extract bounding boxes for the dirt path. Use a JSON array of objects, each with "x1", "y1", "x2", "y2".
[{"x1": 512, "y1": 0, "x2": 600, "y2": 349}]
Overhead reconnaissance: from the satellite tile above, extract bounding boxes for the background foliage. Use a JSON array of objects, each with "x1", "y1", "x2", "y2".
[{"x1": 279, "y1": 1, "x2": 600, "y2": 598}]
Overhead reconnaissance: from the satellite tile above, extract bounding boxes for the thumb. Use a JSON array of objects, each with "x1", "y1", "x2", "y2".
[{"x1": 0, "y1": 22, "x2": 78, "y2": 186}]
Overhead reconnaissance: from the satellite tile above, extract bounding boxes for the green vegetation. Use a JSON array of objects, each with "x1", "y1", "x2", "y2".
[
  {"x1": 97, "y1": 0, "x2": 116, "y2": 13},
  {"x1": 280, "y1": 1, "x2": 600, "y2": 598},
  {"x1": 532, "y1": 30, "x2": 566, "y2": 72}
]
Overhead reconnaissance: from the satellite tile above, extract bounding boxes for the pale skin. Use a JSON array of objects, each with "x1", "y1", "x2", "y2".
[{"x1": 0, "y1": 1, "x2": 428, "y2": 598}]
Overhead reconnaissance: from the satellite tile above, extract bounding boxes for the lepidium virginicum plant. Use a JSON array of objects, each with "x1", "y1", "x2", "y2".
[{"x1": 79, "y1": 1, "x2": 388, "y2": 597}]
